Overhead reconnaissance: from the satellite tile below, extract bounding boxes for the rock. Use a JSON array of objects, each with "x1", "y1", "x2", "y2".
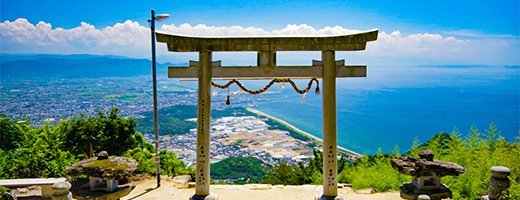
[
  {"x1": 418, "y1": 150, "x2": 434, "y2": 161},
  {"x1": 97, "y1": 151, "x2": 109, "y2": 160},
  {"x1": 417, "y1": 194, "x2": 431, "y2": 200},
  {"x1": 188, "y1": 182, "x2": 196, "y2": 188},
  {"x1": 172, "y1": 175, "x2": 191, "y2": 188}
]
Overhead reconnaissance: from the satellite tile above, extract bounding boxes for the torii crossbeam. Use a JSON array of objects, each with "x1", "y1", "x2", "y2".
[{"x1": 156, "y1": 29, "x2": 378, "y2": 200}]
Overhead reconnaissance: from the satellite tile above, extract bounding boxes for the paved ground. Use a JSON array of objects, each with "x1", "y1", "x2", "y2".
[{"x1": 121, "y1": 177, "x2": 402, "y2": 200}]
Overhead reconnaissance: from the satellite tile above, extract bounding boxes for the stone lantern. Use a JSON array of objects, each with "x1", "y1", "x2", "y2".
[
  {"x1": 65, "y1": 151, "x2": 137, "y2": 193},
  {"x1": 391, "y1": 150, "x2": 466, "y2": 200}
]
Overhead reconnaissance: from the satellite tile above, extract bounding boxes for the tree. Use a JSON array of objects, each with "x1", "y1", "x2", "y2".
[
  {"x1": 58, "y1": 108, "x2": 141, "y2": 158},
  {"x1": 4, "y1": 124, "x2": 76, "y2": 178},
  {"x1": 0, "y1": 114, "x2": 28, "y2": 150},
  {"x1": 263, "y1": 162, "x2": 302, "y2": 185},
  {"x1": 160, "y1": 150, "x2": 193, "y2": 177},
  {"x1": 211, "y1": 157, "x2": 269, "y2": 183}
]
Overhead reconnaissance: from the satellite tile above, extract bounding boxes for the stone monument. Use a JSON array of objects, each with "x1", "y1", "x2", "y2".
[
  {"x1": 391, "y1": 150, "x2": 466, "y2": 200},
  {"x1": 482, "y1": 166, "x2": 511, "y2": 200},
  {"x1": 65, "y1": 151, "x2": 137, "y2": 193}
]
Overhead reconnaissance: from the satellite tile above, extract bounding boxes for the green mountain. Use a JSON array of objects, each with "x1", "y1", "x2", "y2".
[{"x1": 0, "y1": 54, "x2": 175, "y2": 79}]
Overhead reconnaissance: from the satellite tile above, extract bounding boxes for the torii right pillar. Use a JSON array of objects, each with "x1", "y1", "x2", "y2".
[{"x1": 318, "y1": 50, "x2": 342, "y2": 200}]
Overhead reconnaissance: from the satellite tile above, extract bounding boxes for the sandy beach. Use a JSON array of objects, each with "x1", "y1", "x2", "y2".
[{"x1": 246, "y1": 107, "x2": 362, "y2": 158}]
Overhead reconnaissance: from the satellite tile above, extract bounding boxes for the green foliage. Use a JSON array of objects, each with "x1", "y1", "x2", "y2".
[
  {"x1": 160, "y1": 149, "x2": 194, "y2": 177},
  {"x1": 262, "y1": 162, "x2": 303, "y2": 185},
  {"x1": 437, "y1": 126, "x2": 520, "y2": 200},
  {"x1": 0, "y1": 123, "x2": 77, "y2": 178},
  {"x1": 122, "y1": 147, "x2": 193, "y2": 177},
  {"x1": 0, "y1": 108, "x2": 191, "y2": 179},
  {"x1": 0, "y1": 114, "x2": 29, "y2": 150},
  {"x1": 123, "y1": 147, "x2": 156, "y2": 174},
  {"x1": 211, "y1": 157, "x2": 269, "y2": 183},
  {"x1": 0, "y1": 150, "x2": 9, "y2": 178},
  {"x1": 338, "y1": 153, "x2": 408, "y2": 192},
  {"x1": 0, "y1": 186, "x2": 13, "y2": 200},
  {"x1": 58, "y1": 108, "x2": 141, "y2": 158},
  {"x1": 263, "y1": 150, "x2": 325, "y2": 185},
  {"x1": 338, "y1": 125, "x2": 519, "y2": 200}
]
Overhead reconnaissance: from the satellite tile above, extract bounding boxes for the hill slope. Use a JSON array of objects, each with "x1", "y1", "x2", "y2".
[{"x1": 0, "y1": 54, "x2": 173, "y2": 79}]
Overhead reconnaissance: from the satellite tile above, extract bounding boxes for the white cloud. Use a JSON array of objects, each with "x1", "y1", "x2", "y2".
[{"x1": 1, "y1": 18, "x2": 518, "y2": 66}]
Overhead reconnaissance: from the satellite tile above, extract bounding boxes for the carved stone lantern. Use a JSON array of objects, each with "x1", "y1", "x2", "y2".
[
  {"x1": 391, "y1": 150, "x2": 466, "y2": 200},
  {"x1": 65, "y1": 151, "x2": 137, "y2": 193}
]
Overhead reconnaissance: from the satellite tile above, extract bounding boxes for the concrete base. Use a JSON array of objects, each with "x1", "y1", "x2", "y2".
[
  {"x1": 315, "y1": 194, "x2": 345, "y2": 200},
  {"x1": 190, "y1": 193, "x2": 218, "y2": 200}
]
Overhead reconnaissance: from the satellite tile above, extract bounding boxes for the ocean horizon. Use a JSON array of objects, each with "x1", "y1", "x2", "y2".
[{"x1": 254, "y1": 65, "x2": 519, "y2": 155}]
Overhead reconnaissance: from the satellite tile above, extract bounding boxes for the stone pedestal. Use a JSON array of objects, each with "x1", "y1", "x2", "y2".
[
  {"x1": 52, "y1": 181, "x2": 72, "y2": 200},
  {"x1": 482, "y1": 166, "x2": 510, "y2": 200}
]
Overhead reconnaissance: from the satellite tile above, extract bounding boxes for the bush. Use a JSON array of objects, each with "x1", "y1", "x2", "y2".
[
  {"x1": 122, "y1": 147, "x2": 193, "y2": 177},
  {"x1": 338, "y1": 153, "x2": 408, "y2": 192},
  {"x1": 0, "y1": 123, "x2": 77, "y2": 178},
  {"x1": 211, "y1": 157, "x2": 269, "y2": 183},
  {"x1": 57, "y1": 108, "x2": 141, "y2": 158},
  {"x1": 0, "y1": 186, "x2": 13, "y2": 200},
  {"x1": 0, "y1": 114, "x2": 28, "y2": 150},
  {"x1": 160, "y1": 150, "x2": 194, "y2": 177}
]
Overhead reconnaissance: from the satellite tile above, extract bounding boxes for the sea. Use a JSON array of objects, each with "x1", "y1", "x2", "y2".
[{"x1": 254, "y1": 65, "x2": 519, "y2": 155}]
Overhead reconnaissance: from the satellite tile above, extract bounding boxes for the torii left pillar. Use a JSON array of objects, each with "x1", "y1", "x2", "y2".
[{"x1": 190, "y1": 50, "x2": 218, "y2": 200}]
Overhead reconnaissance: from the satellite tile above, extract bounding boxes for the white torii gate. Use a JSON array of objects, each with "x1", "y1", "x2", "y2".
[{"x1": 156, "y1": 29, "x2": 378, "y2": 200}]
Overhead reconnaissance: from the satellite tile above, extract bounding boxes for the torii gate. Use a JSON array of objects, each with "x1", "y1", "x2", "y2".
[{"x1": 156, "y1": 29, "x2": 378, "y2": 200}]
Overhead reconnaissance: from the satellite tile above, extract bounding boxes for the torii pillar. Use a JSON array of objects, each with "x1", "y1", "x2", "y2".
[{"x1": 156, "y1": 29, "x2": 378, "y2": 200}]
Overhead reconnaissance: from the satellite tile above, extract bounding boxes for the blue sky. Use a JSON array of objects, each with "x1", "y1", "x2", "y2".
[{"x1": 1, "y1": 0, "x2": 519, "y2": 65}]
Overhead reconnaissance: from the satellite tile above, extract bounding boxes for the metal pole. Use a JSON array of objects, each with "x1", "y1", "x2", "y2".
[{"x1": 150, "y1": 9, "x2": 161, "y2": 188}]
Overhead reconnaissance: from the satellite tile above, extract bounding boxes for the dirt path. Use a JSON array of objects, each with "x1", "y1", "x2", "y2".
[{"x1": 121, "y1": 177, "x2": 401, "y2": 200}]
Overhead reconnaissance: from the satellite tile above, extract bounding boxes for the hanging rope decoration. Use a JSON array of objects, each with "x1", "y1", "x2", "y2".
[{"x1": 211, "y1": 78, "x2": 320, "y2": 105}]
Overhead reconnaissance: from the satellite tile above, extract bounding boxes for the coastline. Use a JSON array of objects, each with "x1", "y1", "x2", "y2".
[{"x1": 246, "y1": 107, "x2": 362, "y2": 158}]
